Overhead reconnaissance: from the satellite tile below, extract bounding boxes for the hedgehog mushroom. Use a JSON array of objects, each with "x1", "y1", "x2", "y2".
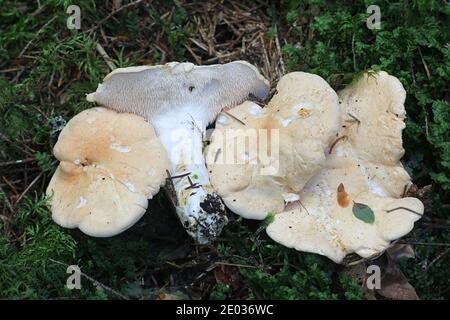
[
  {"x1": 206, "y1": 72, "x2": 341, "y2": 219},
  {"x1": 266, "y1": 71, "x2": 424, "y2": 263},
  {"x1": 86, "y1": 61, "x2": 269, "y2": 243},
  {"x1": 46, "y1": 107, "x2": 169, "y2": 237}
]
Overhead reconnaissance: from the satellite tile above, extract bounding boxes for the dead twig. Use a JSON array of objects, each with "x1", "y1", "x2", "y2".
[
  {"x1": 185, "y1": 176, "x2": 201, "y2": 190},
  {"x1": 167, "y1": 172, "x2": 191, "y2": 180},
  {"x1": 0, "y1": 131, "x2": 36, "y2": 156},
  {"x1": 418, "y1": 47, "x2": 431, "y2": 80},
  {"x1": 0, "y1": 67, "x2": 24, "y2": 73},
  {"x1": 49, "y1": 259, "x2": 129, "y2": 300},
  {"x1": 424, "y1": 248, "x2": 449, "y2": 271},
  {"x1": 351, "y1": 33, "x2": 357, "y2": 71},
  {"x1": 214, "y1": 148, "x2": 222, "y2": 163},
  {"x1": 397, "y1": 241, "x2": 450, "y2": 247},
  {"x1": 14, "y1": 172, "x2": 44, "y2": 206},
  {"x1": 385, "y1": 206, "x2": 423, "y2": 218},
  {"x1": 0, "y1": 184, "x2": 15, "y2": 214},
  {"x1": 18, "y1": 16, "x2": 57, "y2": 58},
  {"x1": 223, "y1": 111, "x2": 246, "y2": 125},
  {"x1": 214, "y1": 261, "x2": 258, "y2": 269},
  {"x1": 274, "y1": 25, "x2": 286, "y2": 76},
  {"x1": 328, "y1": 135, "x2": 347, "y2": 154},
  {"x1": 95, "y1": 43, "x2": 116, "y2": 71},
  {"x1": 344, "y1": 251, "x2": 385, "y2": 267},
  {"x1": 87, "y1": 0, "x2": 145, "y2": 33},
  {"x1": 0, "y1": 158, "x2": 35, "y2": 167},
  {"x1": 346, "y1": 112, "x2": 361, "y2": 125}
]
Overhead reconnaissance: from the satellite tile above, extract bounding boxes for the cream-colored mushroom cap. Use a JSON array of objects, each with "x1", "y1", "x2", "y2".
[
  {"x1": 206, "y1": 72, "x2": 340, "y2": 219},
  {"x1": 266, "y1": 71, "x2": 424, "y2": 263},
  {"x1": 339, "y1": 71, "x2": 408, "y2": 165},
  {"x1": 46, "y1": 107, "x2": 169, "y2": 237},
  {"x1": 266, "y1": 161, "x2": 424, "y2": 263},
  {"x1": 336, "y1": 71, "x2": 412, "y2": 197}
]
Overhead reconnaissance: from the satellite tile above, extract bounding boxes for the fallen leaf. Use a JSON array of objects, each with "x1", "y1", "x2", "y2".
[
  {"x1": 352, "y1": 202, "x2": 375, "y2": 224},
  {"x1": 337, "y1": 183, "x2": 350, "y2": 208},
  {"x1": 387, "y1": 244, "x2": 415, "y2": 261},
  {"x1": 157, "y1": 290, "x2": 190, "y2": 300},
  {"x1": 214, "y1": 265, "x2": 242, "y2": 291},
  {"x1": 378, "y1": 255, "x2": 419, "y2": 300}
]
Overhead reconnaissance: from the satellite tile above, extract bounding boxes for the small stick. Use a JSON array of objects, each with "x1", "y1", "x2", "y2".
[
  {"x1": 87, "y1": 0, "x2": 144, "y2": 33},
  {"x1": 0, "y1": 179, "x2": 21, "y2": 187},
  {"x1": 165, "y1": 169, "x2": 177, "y2": 200},
  {"x1": 0, "y1": 67, "x2": 23, "y2": 73},
  {"x1": 214, "y1": 148, "x2": 222, "y2": 163},
  {"x1": 351, "y1": 33, "x2": 357, "y2": 71},
  {"x1": 298, "y1": 199, "x2": 311, "y2": 216},
  {"x1": 15, "y1": 172, "x2": 44, "y2": 206},
  {"x1": 424, "y1": 248, "x2": 449, "y2": 271},
  {"x1": 0, "y1": 158, "x2": 35, "y2": 167},
  {"x1": 418, "y1": 48, "x2": 431, "y2": 80},
  {"x1": 49, "y1": 259, "x2": 129, "y2": 300},
  {"x1": 401, "y1": 184, "x2": 410, "y2": 198},
  {"x1": 214, "y1": 261, "x2": 258, "y2": 269},
  {"x1": 185, "y1": 184, "x2": 201, "y2": 190},
  {"x1": 385, "y1": 206, "x2": 423, "y2": 218},
  {"x1": 274, "y1": 25, "x2": 286, "y2": 75},
  {"x1": 417, "y1": 222, "x2": 450, "y2": 230},
  {"x1": 328, "y1": 135, "x2": 347, "y2": 154},
  {"x1": 0, "y1": 185, "x2": 14, "y2": 214},
  {"x1": 2, "y1": 176, "x2": 18, "y2": 195},
  {"x1": 95, "y1": 43, "x2": 116, "y2": 71},
  {"x1": 0, "y1": 131, "x2": 35, "y2": 156},
  {"x1": 184, "y1": 43, "x2": 202, "y2": 65},
  {"x1": 18, "y1": 16, "x2": 57, "y2": 58},
  {"x1": 346, "y1": 112, "x2": 361, "y2": 124},
  {"x1": 167, "y1": 172, "x2": 191, "y2": 180},
  {"x1": 185, "y1": 176, "x2": 201, "y2": 190},
  {"x1": 397, "y1": 241, "x2": 450, "y2": 247},
  {"x1": 223, "y1": 111, "x2": 246, "y2": 126},
  {"x1": 345, "y1": 251, "x2": 384, "y2": 266}
]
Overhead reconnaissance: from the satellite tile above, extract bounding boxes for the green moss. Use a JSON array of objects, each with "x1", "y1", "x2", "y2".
[
  {"x1": 338, "y1": 276, "x2": 364, "y2": 300},
  {"x1": 209, "y1": 283, "x2": 231, "y2": 300}
]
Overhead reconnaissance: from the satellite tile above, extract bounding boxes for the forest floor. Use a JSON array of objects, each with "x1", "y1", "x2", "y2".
[{"x1": 0, "y1": 0, "x2": 449, "y2": 299}]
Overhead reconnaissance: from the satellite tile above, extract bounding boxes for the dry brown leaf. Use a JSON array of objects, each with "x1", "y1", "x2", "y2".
[
  {"x1": 337, "y1": 182, "x2": 350, "y2": 208},
  {"x1": 376, "y1": 254, "x2": 419, "y2": 300},
  {"x1": 378, "y1": 258, "x2": 419, "y2": 300},
  {"x1": 214, "y1": 265, "x2": 242, "y2": 290},
  {"x1": 157, "y1": 290, "x2": 189, "y2": 300},
  {"x1": 387, "y1": 244, "x2": 415, "y2": 261}
]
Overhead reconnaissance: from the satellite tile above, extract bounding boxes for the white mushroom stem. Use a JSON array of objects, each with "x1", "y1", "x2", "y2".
[{"x1": 155, "y1": 117, "x2": 226, "y2": 244}]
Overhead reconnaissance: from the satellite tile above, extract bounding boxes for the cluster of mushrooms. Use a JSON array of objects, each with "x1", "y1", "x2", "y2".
[{"x1": 47, "y1": 61, "x2": 424, "y2": 263}]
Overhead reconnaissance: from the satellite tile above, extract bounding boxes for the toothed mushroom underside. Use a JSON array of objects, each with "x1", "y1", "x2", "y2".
[
  {"x1": 86, "y1": 61, "x2": 269, "y2": 243},
  {"x1": 47, "y1": 107, "x2": 169, "y2": 237},
  {"x1": 207, "y1": 71, "x2": 424, "y2": 263}
]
